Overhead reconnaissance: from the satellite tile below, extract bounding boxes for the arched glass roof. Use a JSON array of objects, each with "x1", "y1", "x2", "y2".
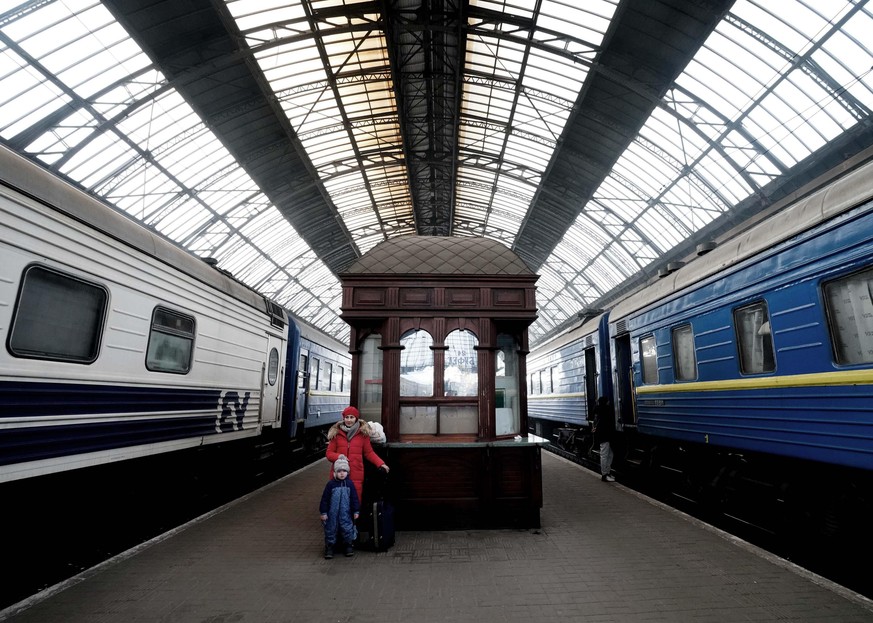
[{"x1": 1, "y1": 0, "x2": 872, "y2": 345}]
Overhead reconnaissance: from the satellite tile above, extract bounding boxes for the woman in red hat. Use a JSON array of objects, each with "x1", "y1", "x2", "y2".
[{"x1": 326, "y1": 406, "x2": 389, "y2": 502}]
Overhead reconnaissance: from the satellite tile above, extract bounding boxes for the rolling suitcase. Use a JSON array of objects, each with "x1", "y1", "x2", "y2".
[
  {"x1": 357, "y1": 463, "x2": 395, "y2": 551},
  {"x1": 358, "y1": 499, "x2": 395, "y2": 551}
]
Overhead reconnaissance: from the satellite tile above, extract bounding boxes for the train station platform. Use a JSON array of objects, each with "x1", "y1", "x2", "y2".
[{"x1": 2, "y1": 452, "x2": 871, "y2": 623}]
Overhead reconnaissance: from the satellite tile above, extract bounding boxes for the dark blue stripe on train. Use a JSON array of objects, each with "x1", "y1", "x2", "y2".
[
  {"x1": 0, "y1": 380, "x2": 221, "y2": 417},
  {"x1": 0, "y1": 415, "x2": 222, "y2": 467},
  {"x1": 0, "y1": 380, "x2": 256, "y2": 468}
]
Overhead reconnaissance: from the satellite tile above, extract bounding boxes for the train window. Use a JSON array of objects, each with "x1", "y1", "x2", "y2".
[
  {"x1": 823, "y1": 268, "x2": 873, "y2": 364},
  {"x1": 640, "y1": 335, "x2": 658, "y2": 384},
  {"x1": 400, "y1": 329, "x2": 434, "y2": 396},
  {"x1": 146, "y1": 307, "x2": 195, "y2": 373},
  {"x1": 267, "y1": 348, "x2": 279, "y2": 386},
  {"x1": 311, "y1": 357, "x2": 321, "y2": 389},
  {"x1": 734, "y1": 301, "x2": 775, "y2": 374},
  {"x1": 338, "y1": 366, "x2": 345, "y2": 392},
  {"x1": 672, "y1": 325, "x2": 698, "y2": 381},
  {"x1": 298, "y1": 354, "x2": 308, "y2": 389},
  {"x1": 9, "y1": 265, "x2": 107, "y2": 363},
  {"x1": 326, "y1": 361, "x2": 335, "y2": 392},
  {"x1": 266, "y1": 300, "x2": 285, "y2": 329}
]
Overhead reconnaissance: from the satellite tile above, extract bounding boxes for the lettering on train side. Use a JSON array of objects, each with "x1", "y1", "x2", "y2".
[{"x1": 216, "y1": 391, "x2": 251, "y2": 433}]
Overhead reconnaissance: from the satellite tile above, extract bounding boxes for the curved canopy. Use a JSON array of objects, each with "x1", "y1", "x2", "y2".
[{"x1": 1, "y1": 0, "x2": 872, "y2": 345}]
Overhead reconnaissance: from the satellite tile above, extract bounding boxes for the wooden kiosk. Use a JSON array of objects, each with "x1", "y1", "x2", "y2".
[{"x1": 340, "y1": 236, "x2": 545, "y2": 529}]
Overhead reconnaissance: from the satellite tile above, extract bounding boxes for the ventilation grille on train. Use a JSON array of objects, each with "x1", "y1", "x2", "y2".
[
  {"x1": 585, "y1": 336, "x2": 593, "y2": 347},
  {"x1": 616, "y1": 319, "x2": 628, "y2": 334}
]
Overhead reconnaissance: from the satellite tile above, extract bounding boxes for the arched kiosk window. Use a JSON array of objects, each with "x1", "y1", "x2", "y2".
[
  {"x1": 358, "y1": 333, "x2": 382, "y2": 423},
  {"x1": 399, "y1": 329, "x2": 436, "y2": 434},
  {"x1": 400, "y1": 329, "x2": 433, "y2": 396},
  {"x1": 495, "y1": 333, "x2": 520, "y2": 435},
  {"x1": 444, "y1": 329, "x2": 477, "y2": 396},
  {"x1": 440, "y1": 329, "x2": 478, "y2": 435},
  {"x1": 397, "y1": 328, "x2": 480, "y2": 436}
]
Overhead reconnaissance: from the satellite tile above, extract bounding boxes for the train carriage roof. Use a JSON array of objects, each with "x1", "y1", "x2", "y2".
[
  {"x1": 0, "y1": 144, "x2": 271, "y2": 317},
  {"x1": 609, "y1": 154, "x2": 873, "y2": 321},
  {"x1": 2, "y1": 1, "x2": 873, "y2": 347}
]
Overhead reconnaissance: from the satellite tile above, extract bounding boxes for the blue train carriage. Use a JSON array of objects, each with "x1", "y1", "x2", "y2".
[
  {"x1": 0, "y1": 145, "x2": 291, "y2": 484},
  {"x1": 608, "y1": 158, "x2": 873, "y2": 487},
  {"x1": 527, "y1": 313, "x2": 612, "y2": 455},
  {"x1": 290, "y1": 318, "x2": 352, "y2": 452}
]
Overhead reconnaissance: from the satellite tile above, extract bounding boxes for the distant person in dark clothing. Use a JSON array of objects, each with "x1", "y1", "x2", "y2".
[{"x1": 592, "y1": 396, "x2": 615, "y2": 482}]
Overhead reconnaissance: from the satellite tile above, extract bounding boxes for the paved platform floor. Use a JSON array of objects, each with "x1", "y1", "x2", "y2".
[{"x1": 2, "y1": 452, "x2": 871, "y2": 622}]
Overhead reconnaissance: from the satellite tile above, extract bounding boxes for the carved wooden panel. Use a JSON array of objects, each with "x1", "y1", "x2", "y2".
[
  {"x1": 445, "y1": 287, "x2": 480, "y2": 307},
  {"x1": 353, "y1": 288, "x2": 386, "y2": 306},
  {"x1": 492, "y1": 288, "x2": 526, "y2": 307},
  {"x1": 394, "y1": 448, "x2": 481, "y2": 499},
  {"x1": 399, "y1": 287, "x2": 432, "y2": 307}
]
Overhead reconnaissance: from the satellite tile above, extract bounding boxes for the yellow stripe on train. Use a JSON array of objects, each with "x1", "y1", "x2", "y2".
[{"x1": 636, "y1": 369, "x2": 873, "y2": 394}]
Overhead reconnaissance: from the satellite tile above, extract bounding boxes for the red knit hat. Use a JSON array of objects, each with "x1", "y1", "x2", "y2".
[{"x1": 342, "y1": 406, "x2": 360, "y2": 419}]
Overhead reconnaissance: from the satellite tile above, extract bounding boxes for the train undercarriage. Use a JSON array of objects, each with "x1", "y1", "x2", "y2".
[{"x1": 532, "y1": 417, "x2": 873, "y2": 597}]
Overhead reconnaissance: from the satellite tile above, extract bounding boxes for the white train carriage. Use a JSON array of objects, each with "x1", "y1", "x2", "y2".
[{"x1": 0, "y1": 146, "x2": 287, "y2": 483}]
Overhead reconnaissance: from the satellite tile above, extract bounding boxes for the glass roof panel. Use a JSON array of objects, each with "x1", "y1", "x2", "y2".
[
  {"x1": 522, "y1": 55, "x2": 584, "y2": 99},
  {"x1": 226, "y1": 1, "x2": 307, "y2": 31},
  {"x1": 0, "y1": 47, "x2": 70, "y2": 140},
  {"x1": 470, "y1": 0, "x2": 535, "y2": 19},
  {"x1": 538, "y1": 0, "x2": 615, "y2": 44},
  {"x1": 643, "y1": 108, "x2": 709, "y2": 164},
  {"x1": 241, "y1": 1, "x2": 413, "y2": 251},
  {"x1": 831, "y1": 16, "x2": 873, "y2": 102},
  {"x1": 456, "y1": 0, "x2": 614, "y2": 248},
  {"x1": 465, "y1": 38, "x2": 525, "y2": 85},
  {"x1": 154, "y1": 198, "x2": 213, "y2": 241},
  {"x1": 23, "y1": 108, "x2": 95, "y2": 158}
]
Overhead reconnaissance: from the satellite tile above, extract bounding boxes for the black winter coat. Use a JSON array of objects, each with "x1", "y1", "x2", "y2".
[{"x1": 592, "y1": 401, "x2": 615, "y2": 445}]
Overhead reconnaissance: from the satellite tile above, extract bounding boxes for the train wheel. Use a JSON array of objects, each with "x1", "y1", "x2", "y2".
[
  {"x1": 575, "y1": 432, "x2": 594, "y2": 460},
  {"x1": 555, "y1": 427, "x2": 576, "y2": 452},
  {"x1": 304, "y1": 429, "x2": 329, "y2": 455}
]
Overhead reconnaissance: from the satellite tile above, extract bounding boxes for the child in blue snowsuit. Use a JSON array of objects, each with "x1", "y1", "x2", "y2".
[{"x1": 319, "y1": 454, "x2": 360, "y2": 559}]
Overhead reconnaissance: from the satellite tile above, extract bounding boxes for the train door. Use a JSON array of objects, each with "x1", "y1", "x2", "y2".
[
  {"x1": 584, "y1": 346, "x2": 598, "y2": 419},
  {"x1": 613, "y1": 333, "x2": 636, "y2": 427},
  {"x1": 262, "y1": 334, "x2": 286, "y2": 428},
  {"x1": 296, "y1": 348, "x2": 310, "y2": 433}
]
